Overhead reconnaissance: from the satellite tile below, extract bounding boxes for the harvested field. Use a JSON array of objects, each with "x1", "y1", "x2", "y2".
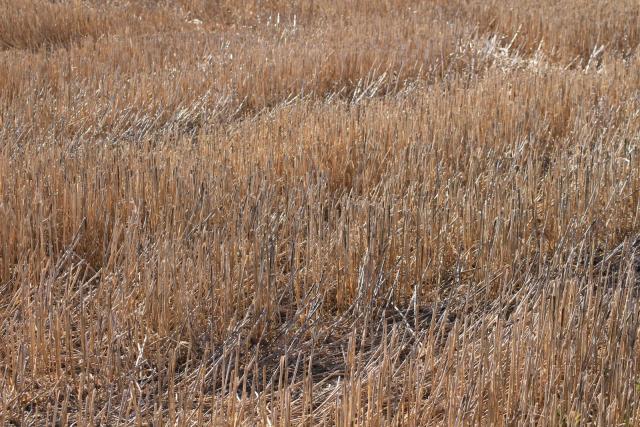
[{"x1": 0, "y1": 0, "x2": 639, "y2": 425}]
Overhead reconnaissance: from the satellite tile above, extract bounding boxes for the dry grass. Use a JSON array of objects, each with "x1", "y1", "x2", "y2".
[{"x1": 0, "y1": 0, "x2": 639, "y2": 425}]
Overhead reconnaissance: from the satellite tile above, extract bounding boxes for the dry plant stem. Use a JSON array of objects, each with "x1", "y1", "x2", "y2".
[{"x1": 0, "y1": 0, "x2": 639, "y2": 425}]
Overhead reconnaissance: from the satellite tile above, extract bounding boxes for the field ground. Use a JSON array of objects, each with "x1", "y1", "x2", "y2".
[{"x1": 1, "y1": 0, "x2": 640, "y2": 425}]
